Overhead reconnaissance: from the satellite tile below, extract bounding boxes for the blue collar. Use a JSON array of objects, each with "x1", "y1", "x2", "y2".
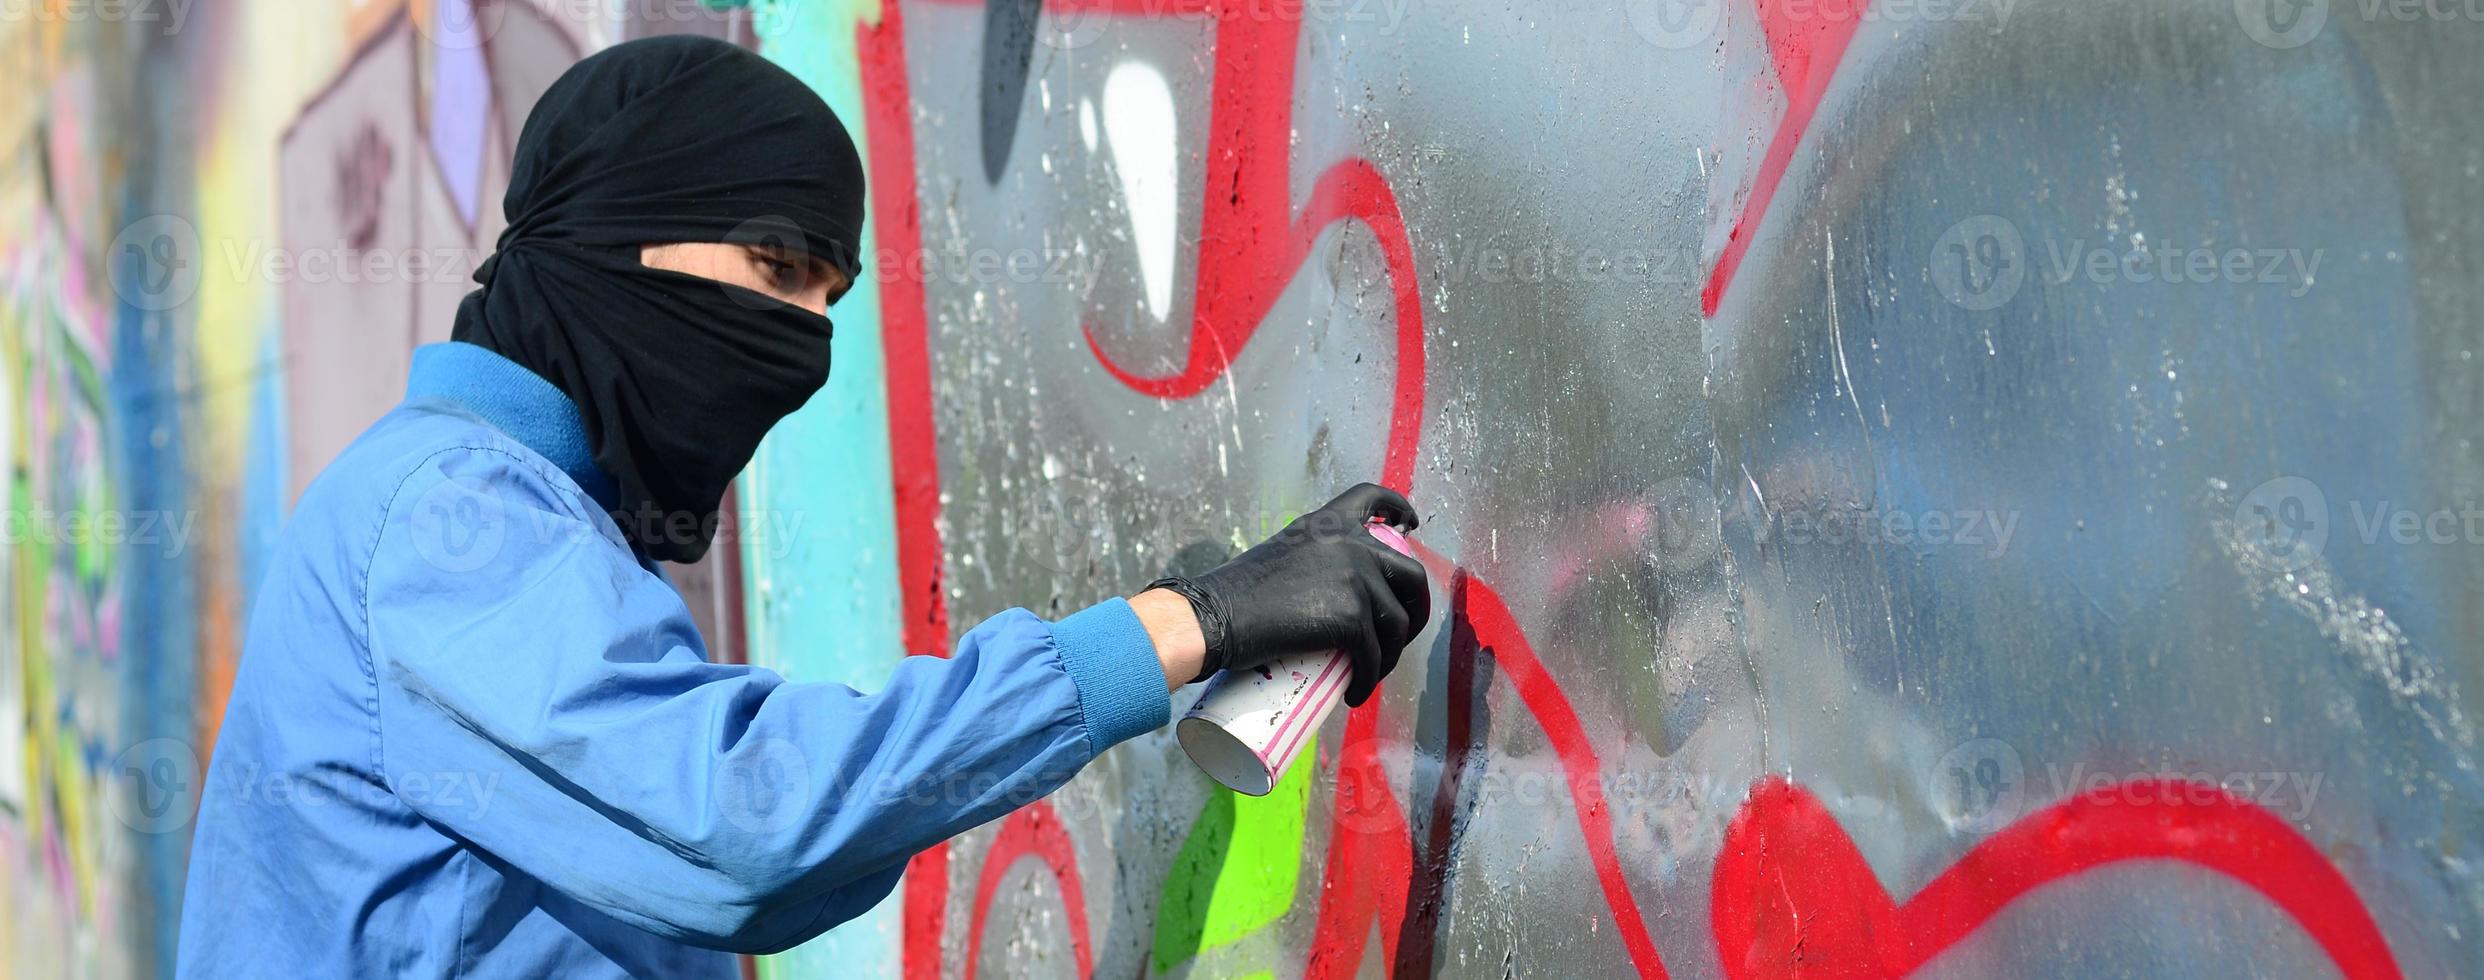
[{"x1": 406, "y1": 342, "x2": 617, "y2": 506}]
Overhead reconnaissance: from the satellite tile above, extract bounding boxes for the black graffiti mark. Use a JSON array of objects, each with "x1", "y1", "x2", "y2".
[
  {"x1": 1398, "y1": 580, "x2": 1496, "y2": 979},
  {"x1": 980, "y1": 0, "x2": 1044, "y2": 185}
]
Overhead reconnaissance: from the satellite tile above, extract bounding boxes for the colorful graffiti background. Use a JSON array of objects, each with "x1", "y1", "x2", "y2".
[{"x1": 3, "y1": 0, "x2": 2482, "y2": 977}]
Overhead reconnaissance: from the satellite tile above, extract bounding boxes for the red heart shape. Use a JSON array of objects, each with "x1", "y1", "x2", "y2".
[{"x1": 1712, "y1": 776, "x2": 2401, "y2": 979}]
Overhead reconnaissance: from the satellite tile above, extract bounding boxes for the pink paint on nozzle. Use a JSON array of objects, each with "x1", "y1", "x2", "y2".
[{"x1": 1178, "y1": 520, "x2": 1416, "y2": 796}]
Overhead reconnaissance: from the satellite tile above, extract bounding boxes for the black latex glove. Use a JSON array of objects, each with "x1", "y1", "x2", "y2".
[{"x1": 1147, "y1": 483, "x2": 1433, "y2": 706}]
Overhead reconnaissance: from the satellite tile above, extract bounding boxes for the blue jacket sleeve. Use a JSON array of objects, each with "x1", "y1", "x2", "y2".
[{"x1": 361, "y1": 446, "x2": 1170, "y2": 953}]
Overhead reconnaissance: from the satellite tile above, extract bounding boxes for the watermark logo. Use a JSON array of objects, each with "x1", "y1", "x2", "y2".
[
  {"x1": 107, "y1": 214, "x2": 203, "y2": 313},
  {"x1": 1627, "y1": 0, "x2": 2018, "y2": 50},
  {"x1": 1932, "y1": 214, "x2": 2323, "y2": 309},
  {"x1": 0, "y1": 0, "x2": 195, "y2": 35},
  {"x1": 720, "y1": 215, "x2": 823, "y2": 313},
  {"x1": 408, "y1": 473, "x2": 510, "y2": 574},
  {"x1": 1330, "y1": 741, "x2": 1404, "y2": 835},
  {"x1": 2235, "y1": 476, "x2": 2328, "y2": 573},
  {"x1": 1933, "y1": 738, "x2": 2330, "y2": 834},
  {"x1": 1, "y1": 507, "x2": 199, "y2": 558},
  {"x1": 1626, "y1": 0, "x2": 1726, "y2": 49},
  {"x1": 1038, "y1": 4, "x2": 1111, "y2": 50},
  {"x1": 750, "y1": 0, "x2": 802, "y2": 42},
  {"x1": 1930, "y1": 214, "x2": 2026, "y2": 311},
  {"x1": 720, "y1": 737, "x2": 812, "y2": 835},
  {"x1": 99, "y1": 215, "x2": 1100, "y2": 310},
  {"x1": 109, "y1": 738, "x2": 202, "y2": 834},
  {"x1": 2236, "y1": 0, "x2": 2330, "y2": 48},
  {"x1": 1024, "y1": 470, "x2": 1114, "y2": 577},
  {"x1": 1932, "y1": 737, "x2": 2027, "y2": 834},
  {"x1": 413, "y1": 0, "x2": 508, "y2": 52},
  {"x1": 2239, "y1": 0, "x2": 2484, "y2": 51},
  {"x1": 1754, "y1": 503, "x2": 2022, "y2": 559},
  {"x1": 206, "y1": 761, "x2": 502, "y2": 818}
]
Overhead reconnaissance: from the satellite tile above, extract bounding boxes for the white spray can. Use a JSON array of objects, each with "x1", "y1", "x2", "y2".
[{"x1": 1177, "y1": 521, "x2": 1415, "y2": 796}]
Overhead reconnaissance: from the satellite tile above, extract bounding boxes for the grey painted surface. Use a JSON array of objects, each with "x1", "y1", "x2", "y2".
[{"x1": 892, "y1": 1, "x2": 2483, "y2": 976}]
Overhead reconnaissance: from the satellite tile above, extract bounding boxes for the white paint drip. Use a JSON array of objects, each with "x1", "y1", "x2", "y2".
[
  {"x1": 1103, "y1": 61, "x2": 1178, "y2": 321},
  {"x1": 2207, "y1": 479, "x2": 2478, "y2": 764}
]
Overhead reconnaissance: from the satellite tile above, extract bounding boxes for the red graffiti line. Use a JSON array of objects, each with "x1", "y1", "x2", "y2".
[
  {"x1": 866, "y1": 0, "x2": 951, "y2": 664},
  {"x1": 1304, "y1": 697, "x2": 1414, "y2": 977},
  {"x1": 1700, "y1": 0, "x2": 1873, "y2": 317},
  {"x1": 1448, "y1": 564, "x2": 1671, "y2": 977},
  {"x1": 856, "y1": 5, "x2": 955, "y2": 979},
  {"x1": 963, "y1": 801, "x2": 1097, "y2": 979},
  {"x1": 1713, "y1": 776, "x2": 2403, "y2": 978},
  {"x1": 1329, "y1": 565, "x2": 1674, "y2": 979},
  {"x1": 1064, "y1": 1, "x2": 1428, "y2": 489}
]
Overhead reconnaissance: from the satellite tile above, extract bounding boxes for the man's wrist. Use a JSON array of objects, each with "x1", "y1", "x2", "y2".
[{"x1": 1130, "y1": 588, "x2": 1207, "y2": 692}]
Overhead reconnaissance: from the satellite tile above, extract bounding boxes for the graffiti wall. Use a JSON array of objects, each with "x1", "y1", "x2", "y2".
[
  {"x1": 1, "y1": 14, "x2": 186, "y2": 977},
  {"x1": 767, "y1": 0, "x2": 2484, "y2": 977},
  {"x1": 273, "y1": 0, "x2": 761, "y2": 661},
  {"x1": 5, "y1": 0, "x2": 2482, "y2": 977},
  {"x1": 1, "y1": 1, "x2": 760, "y2": 975}
]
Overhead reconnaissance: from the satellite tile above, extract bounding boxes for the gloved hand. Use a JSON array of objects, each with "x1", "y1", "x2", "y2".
[{"x1": 1147, "y1": 483, "x2": 1432, "y2": 706}]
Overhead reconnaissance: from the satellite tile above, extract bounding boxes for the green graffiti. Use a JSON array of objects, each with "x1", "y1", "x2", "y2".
[{"x1": 1152, "y1": 735, "x2": 1317, "y2": 973}]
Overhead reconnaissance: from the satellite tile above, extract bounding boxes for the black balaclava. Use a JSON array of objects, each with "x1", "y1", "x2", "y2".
[{"x1": 452, "y1": 35, "x2": 865, "y2": 563}]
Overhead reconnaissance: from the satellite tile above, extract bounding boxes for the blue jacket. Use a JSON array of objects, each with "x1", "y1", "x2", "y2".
[{"x1": 177, "y1": 342, "x2": 1171, "y2": 977}]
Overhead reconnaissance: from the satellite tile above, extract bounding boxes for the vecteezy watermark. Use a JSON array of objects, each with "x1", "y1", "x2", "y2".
[
  {"x1": 719, "y1": 738, "x2": 812, "y2": 835},
  {"x1": 2235, "y1": 0, "x2": 2484, "y2": 50},
  {"x1": 218, "y1": 241, "x2": 490, "y2": 289},
  {"x1": 1626, "y1": 0, "x2": 2018, "y2": 50},
  {"x1": 108, "y1": 214, "x2": 204, "y2": 313},
  {"x1": 1754, "y1": 503, "x2": 2021, "y2": 558},
  {"x1": 108, "y1": 213, "x2": 498, "y2": 313},
  {"x1": 108, "y1": 738, "x2": 203, "y2": 834},
  {"x1": 603, "y1": 503, "x2": 812, "y2": 563},
  {"x1": 404, "y1": 471, "x2": 815, "y2": 574},
  {"x1": 103, "y1": 213, "x2": 1107, "y2": 312},
  {"x1": 111, "y1": 739, "x2": 504, "y2": 835},
  {"x1": 2037, "y1": 238, "x2": 2322, "y2": 298},
  {"x1": 0, "y1": 0, "x2": 194, "y2": 34},
  {"x1": 1017, "y1": 0, "x2": 1419, "y2": 50},
  {"x1": 2234, "y1": 475, "x2": 2484, "y2": 572},
  {"x1": 1625, "y1": 0, "x2": 1728, "y2": 48},
  {"x1": 1931, "y1": 738, "x2": 2029, "y2": 833},
  {"x1": 413, "y1": 0, "x2": 505, "y2": 51},
  {"x1": 1932, "y1": 738, "x2": 2327, "y2": 834},
  {"x1": 1930, "y1": 214, "x2": 2028, "y2": 311},
  {"x1": 2233, "y1": 475, "x2": 2328, "y2": 572},
  {"x1": 1326, "y1": 749, "x2": 1768, "y2": 836},
  {"x1": 0, "y1": 507, "x2": 200, "y2": 558},
  {"x1": 420, "y1": 0, "x2": 793, "y2": 49},
  {"x1": 209, "y1": 762, "x2": 504, "y2": 821},
  {"x1": 903, "y1": 242, "x2": 1106, "y2": 293},
  {"x1": 1022, "y1": 493, "x2": 1414, "y2": 579},
  {"x1": 1930, "y1": 214, "x2": 2323, "y2": 310},
  {"x1": 1426, "y1": 239, "x2": 1707, "y2": 289},
  {"x1": 2346, "y1": 499, "x2": 2484, "y2": 545}
]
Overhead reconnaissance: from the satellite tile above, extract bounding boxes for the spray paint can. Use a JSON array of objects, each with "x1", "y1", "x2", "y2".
[{"x1": 1177, "y1": 521, "x2": 1415, "y2": 796}]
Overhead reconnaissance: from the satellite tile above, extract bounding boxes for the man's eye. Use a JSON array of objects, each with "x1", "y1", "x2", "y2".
[{"x1": 753, "y1": 254, "x2": 803, "y2": 291}]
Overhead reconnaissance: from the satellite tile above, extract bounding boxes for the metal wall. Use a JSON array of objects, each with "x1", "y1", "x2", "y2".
[{"x1": 832, "y1": 0, "x2": 2484, "y2": 976}]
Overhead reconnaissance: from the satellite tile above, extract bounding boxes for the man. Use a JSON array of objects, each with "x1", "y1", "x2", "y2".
[{"x1": 177, "y1": 36, "x2": 1429, "y2": 977}]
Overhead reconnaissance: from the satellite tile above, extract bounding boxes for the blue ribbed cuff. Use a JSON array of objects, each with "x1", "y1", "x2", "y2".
[{"x1": 1049, "y1": 598, "x2": 1172, "y2": 755}]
